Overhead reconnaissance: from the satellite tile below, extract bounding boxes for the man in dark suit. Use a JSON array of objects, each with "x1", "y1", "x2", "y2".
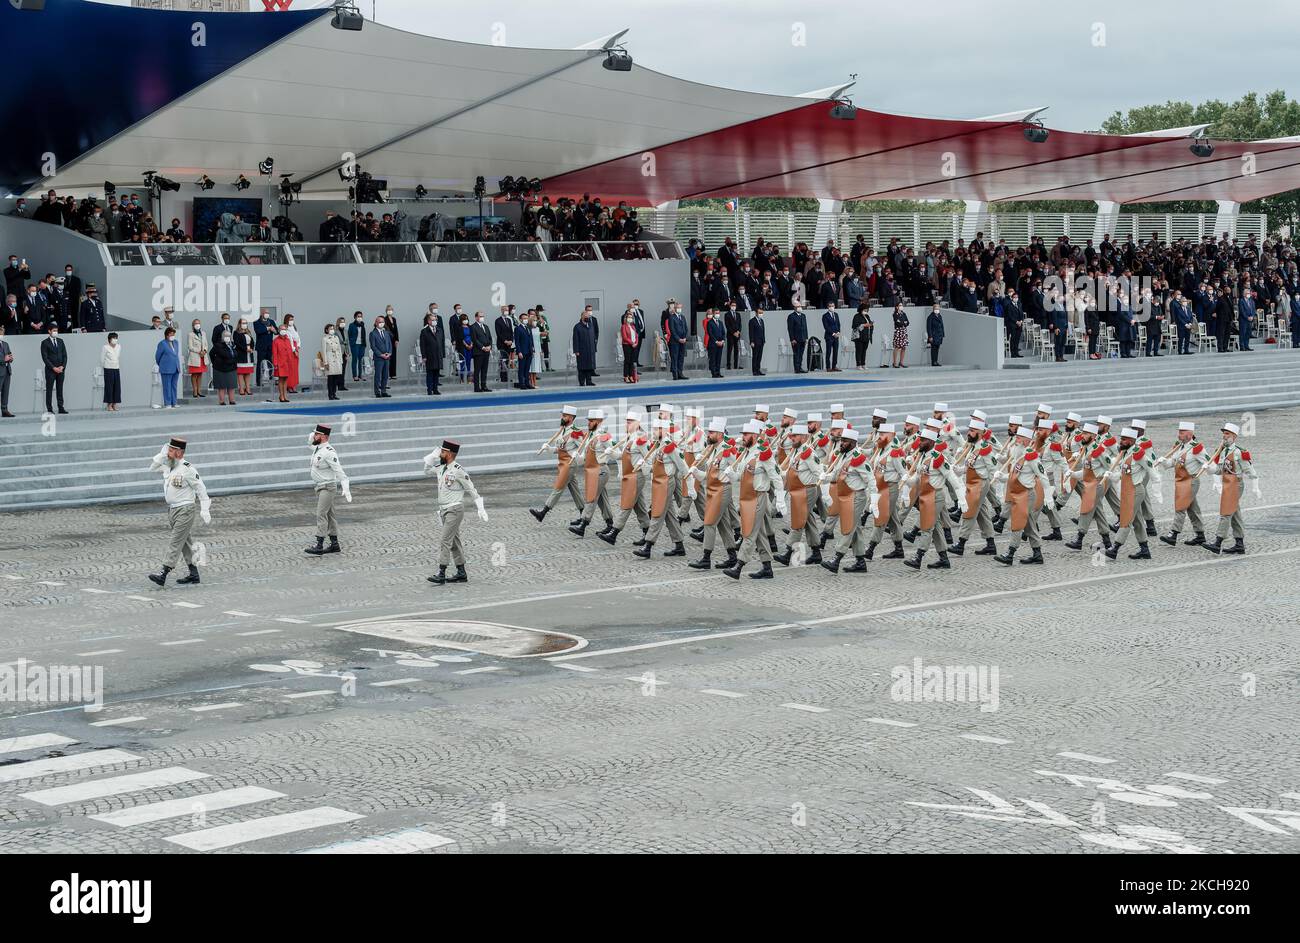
[
  {"x1": 384, "y1": 307, "x2": 400, "y2": 377},
  {"x1": 21, "y1": 283, "x2": 48, "y2": 334},
  {"x1": 1238, "y1": 290, "x2": 1256, "y2": 351},
  {"x1": 821, "y1": 303, "x2": 842, "y2": 371},
  {"x1": 668, "y1": 305, "x2": 689, "y2": 380},
  {"x1": 0, "y1": 324, "x2": 13, "y2": 416},
  {"x1": 419, "y1": 306, "x2": 445, "y2": 394},
  {"x1": 40, "y1": 324, "x2": 68, "y2": 413},
  {"x1": 748, "y1": 308, "x2": 766, "y2": 375},
  {"x1": 494, "y1": 307, "x2": 516, "y2": 384},
  {"x1": 722, "y1": 301, "x2": 742, "y2": 370},
  {"x1": 254, "y1": 309, "x2": 277, "y2": 385},
  {"x1": 470, "y1": 311, "x2": 494, "y2": 391},
  {"x1": 2, "y1": 293, "x2": 19, "y2": 333},
  {"x1": 926, "y1": 304, "x2": 947, "y2": 366},
  {"x1": 572, "y1": 306, "x2": 598, "y2": 386},
  {"x1": 79, "y1": 284, "x2": 105, "y2": 333},
  {"x1": 369, "y1": 314, "x2": 394, "y2": 397},
  {"x1": 787, "y1": 306, "x2": 809, "y2": 373},
  {"x1": 1003, "y1": 290, "x2": 1024, "y2": 357},
  {"x1": 1214, "y1": 289, "x2": 1233, "y2": 352},
  {"x1": 705, "y1": 310, "x2": 726, "y2": 377},
  {"x1": 513, "y1": 315, "x2": 535, "y2": 389}
]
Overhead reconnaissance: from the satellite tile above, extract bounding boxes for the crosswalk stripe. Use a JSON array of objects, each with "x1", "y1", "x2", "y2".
[
  {"x1": 780, "y1": 703, "x2": 829, "y2": 714},
  {"x1": 80, "y1": 588, "x2": 113, "y2": 594},
  {"x1": 0, "y1": 733, "x2": 78, "y2": 755},
  {"x1": 275, "y1": 618, "x2": 309, "y2": 624},
  {"x1": 1, "y1": 573, "x2": 25, "y2": 581},
  {"x1": 36, "y1": 580, "x2": 66, "y2": 586},
  {"x1": 92, "y1": 787, "x2": 284, "y2": 828},
  {"x1": 1165, "y1": 771, "x2": 1228, "y2": 785},
  {"x1": 454, "y1": 666, "x2": 501, "y2": 675},
  {"x1": 959, "y1": 733, "x2": 1012, "y2": 744},
  {"x1": 865, "y1": 717, "x2": 919, "y2": 728},
  {"x1": 76, "y1": 648, "x2": 124, "y2": 657},
  {"x1": 284, "y1": 690, "x2": 335, "y2": 699},
  {"x1": 224, "y1": 611, "x2": 256, "y2": 617},
  {"x1": 235, "y1": 629, "x2": 281, "y2": 636},
  {"x1": 0, "y1": 749, "x2": 140, "y2": 785},
  {"x1": 22, "y1": 767, "x2": 210, "y2": 806},
  {"x1": 163, "y1": 806, "x2": 364, "y2": 851},
  {"x1": 160, "y1": 639, "x2": 204, "y2": 646},
  {"x1": 188, "y1": 702, "x2": 243, "y2": 713},
  {"x1": 125, "y1": 595, "x2": 156, "y2": 602},
  {"x1": 700, "y1": 689, "x2": 745, "y2": 698},
  {"x1": 88, "y1": 716, "x2": 147, "y2": 728},
  {"x1": 297, "y1": 828, "x2": 455, "y2": 854},
  {"x1": 172, "y1": 601, "x2": 203, "y2": 609},
  {"x1": 553, "y1": 663, "x2": 597, "y2": 672},
  {"x1": 370, "y1": 678, "x2": 420, "y2": 687}
]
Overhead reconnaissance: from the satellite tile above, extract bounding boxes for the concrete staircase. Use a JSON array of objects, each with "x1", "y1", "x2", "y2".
[{"x1": 2, "y1": 351, "x2": 1297, "y2": 511}]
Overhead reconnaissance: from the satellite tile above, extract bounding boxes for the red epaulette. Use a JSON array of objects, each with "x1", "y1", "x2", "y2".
[
  {"x1": 817, "y1": 436, "x2": 830, "y2": 448},
  {"x1": 850, "y1": 454, "x2": 867, "y2": 467},
  {"x1": 1051, "y1": 422, "x2": 1060, "y2": 433},
  {"x1": 1241, "y1": 450, "x2": 1252, "y2": 462},
  {"x1": 910, "y1": 439, "x2": 921, "y2": 450},
  {"x1": 932, "y1": 455, "x2": 945, "y2": 469},
  {"x1": 890, "y1": 448, "x2": 904, "y2": 459},
  {"x1": 1191, "y1": 443, "x2": 1204, "y2": 455},
  {"x1": 722, "y1": 448, "x2": 737, "y2": 459},
  {"x1": 1050, "y1": 442, "x2": 1062, "y2": 452},
  {"x1": 1089, "y1": 446, "x2": 1105, "y2": 459},
  {"x1": 1103, "y1": 436, "x2": 1117, "y2": 448},
  {"x1": 981, "y1": 430, "x2": 993, "y2": 441},
  {"x1": 663, "y1": 442, "x2": 676, "y2": 454},
  {"x1": 1025, "y1": 451, "x2": 1039, "y2": 461},
  {"x1": 935, "y1": 441, "x2": 948, "y2": 452},
  {"x1": 978, "y1": 445, "x2": 993, "y2": 457},
  {"x1": 1073, "y1": 433, "x2": 1083, "y2": 443},
  {"x1": 599, "y1": 433, "x2": 612, "y2": 442},
  {"x1": 636, "y1": 437, "x2": 647, "y2": 446},
  {"x1": 800, "y1": 447, "x2": 813, "y2": 461},
  {"x1": 764, "y1": 426, "x2": 777, "y2": 437},
  {"x1": 570, "y1": 429, "x2": 584, "y2": 439},
  {"x1": 759, "y1": 449, "x2": 773, "y2": 462},
  {"x1": 846, "y1": 422, "x2": 853, "y2": 429}
]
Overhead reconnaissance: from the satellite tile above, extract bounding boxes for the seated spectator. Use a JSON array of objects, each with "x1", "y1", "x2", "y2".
[{"x1": 101, "y1": 332, "x2": 122, "y2": 411}]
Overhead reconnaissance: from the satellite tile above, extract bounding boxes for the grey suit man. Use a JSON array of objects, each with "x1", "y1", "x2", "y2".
[{"x1": 0, "y1": 327, "x2": 13, "y2": 416}]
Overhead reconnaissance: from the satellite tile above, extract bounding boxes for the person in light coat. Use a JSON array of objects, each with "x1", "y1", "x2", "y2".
[
  {"x1": 100, "y1": 332, "x2": 122, "y2": 410},
  {"x1": 318, "y1": 323, "x2": 344, "y2": 400},
  {"x1": 186, "y1": 318, "x2": 209, "y2": 399}
]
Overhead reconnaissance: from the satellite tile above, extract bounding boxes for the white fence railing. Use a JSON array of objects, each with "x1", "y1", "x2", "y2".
[{"x1": 640, "y1": 211, "x2": 1267, "y2": 251}]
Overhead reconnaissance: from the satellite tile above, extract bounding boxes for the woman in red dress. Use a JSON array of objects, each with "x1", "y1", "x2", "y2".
[
  {"x1": 282, "y1": 313, "x2": 301, "y2": 393},
  {"x1": 271, "y1": 327, "x2": 293, "y2": 402}
]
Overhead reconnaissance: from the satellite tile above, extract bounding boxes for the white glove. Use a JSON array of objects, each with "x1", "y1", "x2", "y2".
[
  {"x1": 342, "y1": 481, "x2": 352, "y2": 503},
  {"x1": 475, "y1": 497, "x2": 489, "y2": 522},
  {"x1": 200, "y1": 504, "x2": 211, "y2": 525},
  {"x1": 869, "y1": 493, "x2": 880, "y2": 518},
  {"x1": 1042, "y1": 485, "x2": 1054, "y2": 508},
  {"x1": 422, "y1": 450, "x2": 439, "y2": 468},
  {"x1": 306, "y1": 431, "x2": 317, "y2": 445},
  {"x1": 956, "y1": 495, "x2": 968, "y2": 515},
  {"x1": 898, "y1": 486, "x2": 910, "y2": 507},
  {"x1": 993, "y1": 470, "x2": 1007, "y2": 483},
  {"x1": 685, "y1": 477, "x2": 697, "y2": 499},
  {"x1": 775, "y1": 492, "x2": 789, "y2": 517},
  {"x1": 1251, "y1": 480, "x2": 1262, "y2": 500}
]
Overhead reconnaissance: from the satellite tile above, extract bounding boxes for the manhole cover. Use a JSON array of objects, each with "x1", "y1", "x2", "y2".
[{"x1": 333, "y1": 620, "x2": 586, "y2": 658}]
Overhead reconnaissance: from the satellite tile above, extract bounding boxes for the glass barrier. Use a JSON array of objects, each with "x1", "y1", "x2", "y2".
[
  {"x1": 649, "y1": 240, "x2": 685, "y2": 260},
  {"x1": 355, "y1": 243, "x2": 424, "y2": 264},
  {"x1": 146, "y1": 244, "x2": 222, "y2": 266},
  {"x1": 290, "y1": 243, "x2": 360, "y2": 264},
  {"x1": 103, "y1": 240, "x2": 680, "y2": 265},
  {"x1": 106, "y1": 244, "x2": 147, "y2": 266},
  {"x1": 482, "y1": 243, "x2": 544, "y2": 263},
  {"x1": 594, "y1": 241, "x2": 656, "y2": 261},
  {"x1": 217, "y1": 243, "x2": 291, "y2": 265},
  {"x1": 423, "y1": 243, "x2": 484, "y2": 263},
  {"x1": 542, "y1": 242, "x2": 599, "y2": 262}
]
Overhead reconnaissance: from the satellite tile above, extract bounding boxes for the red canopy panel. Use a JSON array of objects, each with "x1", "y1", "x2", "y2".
[{"x1": 542, "y1": 101, "x2": 1300, "y2": 206}]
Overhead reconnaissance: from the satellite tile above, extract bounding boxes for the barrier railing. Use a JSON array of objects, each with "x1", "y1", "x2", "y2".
[{"x1": 103, "y1": 240, "x2": 685, "y2": 266}]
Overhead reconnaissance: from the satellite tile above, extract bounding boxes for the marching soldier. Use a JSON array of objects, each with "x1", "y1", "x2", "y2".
[
  {"x1": 994, "y1": 427, "x2": 1050, "y2": 565},
  {"x1": 1156, "y1": 421, "x2": 1209, "y2": 547},
  {"x1": 970, "y1": 408, "x2": 1003, "y2": 519},
  {"x1": 820, "y1": 427, "x2": 878, "y2": 573},
  {"x1": 1103, "y1": 427, "x2": 1155, "y2": 561},
  {"x1": 147, "y1": 437, "x2": 211, "y2": 587},
  {"x1": 1129, "y1": 418, "x2": 1159, "y2": 538},
  {"x1": 304, "y1": 423, "x2": 350, "y2": 556},
  {"x1": 568, "y1": 408, "x2": 615, "y2": 537},
  {"x1": 1033, "y1": 418, "x2": 1066, "y2": 540},
  {"x1": 816, "y1": 418, "x2": 849, "y2": 547},
  {"x1": 680, "y1": 407, "x2": 707, "y2": 523},
  {"x1": 635, "y1": 417, "x2": 689, "y2": 559},
  {"x1": 870, "y1": 407, "x2": 889, "y2": 433},
  {"x1": 597, "y1": 408, "x2": 652, "y2": 547},
  {"x1": 424, "y1": 438, "x2": 488, "y2": 584},
  {"x1": 688, "y1": 418, "x2": 739, "y2": 570},
  {"x1": 529, "y1": 405, "x2": 584, "y2": 523},
  {"x1": 829, "y1": 403, "x2": 846, "y2": 426},
  {"x1": 903, "y1": 428, "x2": 966, "y2": 570},
  {"x1": 1202, "y1": 422, "x2": 1259, "y2": 554},
  {"x1": 1064, "y1": 423, "x2": 1114, "y2": 552},
  {"x1": 947, "y1": 419, "x2": 999, "y2": 556},
  {"x1": 1094, "y1": 415, "x2": 1124, "y2": 523},
  {"x1": 753, "y1": 403, "x2": 771, "y2": 426},
  {"x1": 722, "y1": 420, "x2": 785, "y2": 580},
  {"x1": 774, "y1": 423, "x2": 824, "y2": 567},
  {"x1": 866, "y1": 423, "x2": 908, "y2": 560}
]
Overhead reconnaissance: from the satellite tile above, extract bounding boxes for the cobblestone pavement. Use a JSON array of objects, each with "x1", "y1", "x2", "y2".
[{"x1": 0, "y1": 405, "x2": 1297, "y2": 853}]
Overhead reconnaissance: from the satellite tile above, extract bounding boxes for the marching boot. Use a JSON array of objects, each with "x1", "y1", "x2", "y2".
[
  {"x1": 774, "y1": 548, "x2": 794, "y2": 567},
  {"x1": 947, "y1": 505, "x2": 959, "y2": 518},
  {"x1": 947, "y1": 537, "x2": 967, "y2": 556},
  {"x1": 690, "y1": 527, "x2": 705, "y2": 542},
  {"x1": 1100, "y1": 531, "x2": 1113, "y2": 550},
  {"x1": 677, "y1": 513, "x2": 691, "y2": 524},
  {"x1": 1044, "y1": 527, "x2": 1063, "y2": 541},
  {"x1": 993, "y1": 517, "x2": 1005, "y2": 534},
  {"x1": 597, "y1": 527, "x2": 620, "y2": 545},
  {"x1": 973, "y1": 537, "x2": 998, "y2": 556},
  {"x1": 1064, "y1": 534, "x2": 1084, "y2": 551},
  {"x1": 722, "y1": 559, "x2": 745, "y2": 580},
  {"x1": 903, "y1": 549, "x2": 925, "y2": 570},
  {"x1": 447, "y1": 565, "x2": 468, "y2": 583},
  {"x1": 569, "y1": 520, "x2": 588, "y2": 537},
  {"x1": 881, "y1": 542, "x2": 905, "y2": 560},
  {"x1": 147, "y1": 565, "x2": 173, "y2": 587},
  {"x1": 1022, "y1": 547, "x2": 1044, "y2": 565},
  {"x1": 1202, "y1": 537, "x2": 1223, "y2": 554},
  {"x1": 689, "y1": 551, "x2": 713, "y2": 570},
  {"x1": 927, "y1": 552, "x2": 952, "y2": 570},
  {"x1": 820, "y1": 553, "x2": 843, "y2": 574},
  {"x1": 714, "y1": 550, "x2": 738, "y2": 570},
  {"x1": 176, "y1": 565, "x2": 201, "y2": 585},
  {"x1": 748, "y1": 561, "x2": 774, "y2": 580},
  {"x1": 570, "y1": 517, "x2": 584, "y2": 527},
  {"x1": 817, "y1": 532, "x2": 829, "y2": 550},
  {"x1": 305, "y1": 536, "x2": 326, "y2": 555},
  {"x1": 427, "y1": 566, "x2": 447, "y2": 584},
  {"x1": 1104, "y1": 545, "x2": 1119, "y2": 560},
  {"x1": 1223, "y1": 538, "x2": 1246, "y2": 555},
  {"x1": 1184, "y1": 532, "x2": 1206, "y2": 546},
  {"x1": 994, "y1": 545, "x2": 1017, "y2": 566},
  {"x1": 1145, "y1": 521, "x2": 1158, "y2": 538},
  {"x1": 632, "y1": 530, "x2": 650, "y2": 547},
  {"x1": 864, "y1": 540, "x2": 878, "y2": 561},
  {"x1": 528, "y1": 506, "x2": 548, "y2": 523},
  {"x1": 632, "y1": 541, "x2": 654, "y2": 559},
  {"x1": 942, "y1": 528, "x2": 953, "y2": 546},
  {"x1": 903, "y1": 526, "x2": 920, "y2": 543},
  {"x1": 1128, "y1": 544, "x2": 1152, "y2": 560},
  {"x1": 733, "y1": 527, "x2": 742, "y2": 543},
  {"x1": 767, "y1": 535, "x2": 779, "y2": 554},
  {"x1": 806, "y1": 548, "x2": 823, "y2": 565},
  {"x1": 1158, "y1": 530, "x2": 1179, "y2": 547},
  {"x1": 664, "y1": 542, "x2": 687, "y2": 558},
  {"x1": 843, "y1": 555, "x2": 868, "y2": 573},
  {"x1": 324, "y1": 536, "x2": 341, "y2": 554}
]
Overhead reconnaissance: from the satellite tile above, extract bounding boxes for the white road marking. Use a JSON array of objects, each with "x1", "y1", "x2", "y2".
[
  {"x1": 275, "y1": 618, "x2": 310, "y2": 624},
  {"x1": 22, "y1": 767, "x2": 210, "y2": 806},
  {"x1": 700, "y1": 689, "x2": 746, "y2": 698},
  {"x1": 235, "y1": 629, "x2": 281, "y2": 637},
  {"x1": 172, "y1": 601, "x2": 203, "y2": 609},
  {"x1": 36, "y1": 580, "x2": 65, "y2": 586},
  {"x1": 553, "y1": 663, "x2": 598, "y2": 672},
  {"x1": 0, "y1": 733, "x2": 78, "y2": 754},
  {"x1": 865, "y1": 717, "x2": 918, "y2": 728},
  {"x1": 160, "y1": 638, "x2": 204, "y2": 646},
  {"x1": 1057, "y1": 751, "x2": 1116, "y2": 764},
  {"x1": 960, "y1": 734, "x2": 1013, "y2": 745},
  {"x1": 80, "y1": 588, "x2": 113, "y2": 595},
  {"x1": 188, "y1": 702, "x2": 244, "y2": 713},
  {"x1": 224, "y1": 610, "x2": 257, "y2": 617},
  {"x1": 369, "y1": 678, "x2": 420, "y2": 687},
  {"x1": 92, "y1": 786, "x2": 284, "y2": 828},
  {"x1": 1166, "y1": 771, "x2": 1229, "y2": 785},
  {"x1": 88, "y1": 716, "x2": 147, "y2": 728},
  {"x1": 1, "y1": 574, "x2": 25, "y2": 581},
  {"x1": 0, "y1": 749, "x2": 140, "y2": 784},
  {"x1": 781, "y1": 703, "x2": 830, "y2": 714},
  {"x1": 454, "y1": 666, "x2": 502, "y2": 675},
  {"x1": 284, "y1": 690, "x2": 335, "y2": 699},
  {"x1": 297, "y1": 828, "x2": 455, "y2": 854},
  {"x1": 163, "y1": 806, "x2": 364, "y2": 851},
  {"x1": 76, "y1": 648, "x2": 124, "y2": 657},
  {"x1": 125, "y1": 595, "x2": 155, "y2": 602},
  {"x1": 625, "y1": 676, "x2": 668, "y2": 685}
]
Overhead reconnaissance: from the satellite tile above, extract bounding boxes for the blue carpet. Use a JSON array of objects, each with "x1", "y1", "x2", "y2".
[{"x1": 246, "y1": 375, "x2": 878, "y2": 416}]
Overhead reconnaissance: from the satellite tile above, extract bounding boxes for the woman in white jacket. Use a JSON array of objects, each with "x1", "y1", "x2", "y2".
[{"x1": 101, "y1": 332, "x2": 122, "y2": 410}]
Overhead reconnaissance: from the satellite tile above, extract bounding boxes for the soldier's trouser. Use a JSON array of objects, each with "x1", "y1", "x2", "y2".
[
  {"x1": 1014, "y1": 509, "x2": 1042, "y2": 549},
  {"x1": 736, "y1": 493, "x2": 774, "y2": 564},
  {"x1": 315, "y1": 484, "x2": 339, "y2": 538},
  {"x1": 833, "y1": 491, "x2": 870, "y2": 557},
  {"x1": 544, "y1": 466, "x2": 585, "y2": 511},
  {"x1": 1215, "y1": 510, "x2": 1245, "y2": 540},
  {"x1": 162, "y1": 503, "x2": 197, "y2": 569},
  {"x1": 703, "y1": 499, "x2": 738, "y2": 553},
  {"x1": 1138, "y1": 487, "x2": 1156, "y2": 527},
  {"x1": 611, "y1": 477, "x2": 651, "y2": 532},
  {"x1": 871, "y1": 487, "x2": 903, "y2": 544},
  {"x1": 1039, "y1": 500, "x2": 1063, "y2": 531},
  {"x1": 786, "y1": 494, "x2": 822, "y2": 551},
  {"x1": 1171, "y1": 482, "x2": 1204, "y2": 534},
  {"x1": 1104, "y1": 485, "x2": 1122, "y2": 519},
  {"x1": 578, "y1": 468, "x2": 613, "y2": 525},
  {"x1": 914, "y1": 513, "x2": 947, "y2": 553},
  {"x1": 1112, "y1": 486, "x2": 1150, "y2": 548},
  {"x1": 690, "y1": 485, "x2": 706, "y2": 521},
  {"x1": 437, "y1": 504, "x2": 465, "y2": 566},
  {"x1": 1076, "y1": 498, "x2": 1111, "y2": 539},
  {"x1": 645, "y1": 478, "x2": 685, "y2": 545},
  {"x1": 956, "y1": 489, "x2": 995, "y2": 540}
]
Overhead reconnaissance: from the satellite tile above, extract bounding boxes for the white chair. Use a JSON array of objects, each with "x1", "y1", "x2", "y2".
[
  {"x1": 31, "y1": 369, "x2": 45, "y2": 413},
  {"x1": 776, "y1": 337, "x2": 790, "y2": 372},
  {"x1": 89, "y1": 366, "x2": 104, "y2": 409},
  {"x1": 1038, "y1": 329, "x2": 1053, "y2": 361},
  {"x1": 1072, "y1": 326, "x2": 1087, "y2": 359},
  {"x1": 1105, "y1": 326, "x2": 1120, "y2": 358},
  {"x1": 1196, "y1": 321, "x2": 1212, "y2": 353}
]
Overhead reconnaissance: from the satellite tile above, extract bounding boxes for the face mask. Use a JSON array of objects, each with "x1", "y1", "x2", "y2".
[
  {"x1": 66, "y1": 270, "x2": 72, "y2": 276},
  {"x1": 326, "y1": 329, "x2": 334, "y2": 336}
]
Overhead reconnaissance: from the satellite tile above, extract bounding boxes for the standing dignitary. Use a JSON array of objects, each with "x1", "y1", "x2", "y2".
[
  {"x1": 470, "y1": 311, "x2": 494, "y2": 391},
  {"x1": 1201, "y1": 422, "x2": 1259, "y2": 555},
  {"x1": 723, "y1": 301, "x2": 743, "y2": 371},
  {"x1": 424, "y1": 439, "x2": 488, "y2": 584},
  {"x1": 40, "y1": 324, "x2": 68, "y2": 414},
  {"x1": 748, "y1": 307, "x2": 767, "y2": 375},
  {"x1": 705, "y1": 308, "x2": 726, "y2": 377},
  {"x1": 568, "y1": 408, "x2": 616, "y2": 537},
  {"x1": 926, "y1": 303, "x2": 946, "y2": 366},
  {"x1": 513, "y1": 314, "x2": 535, "y2": 389},
  {"x1": 369, "y1": 313, "x2": 394, "y2": 397},
  {"x1": 304, "y1": 423, "x2": 351, "y2": 556},
  {"x1": 147, "y1": 437, "x2": 211, "y2": 587},
  {"x1": 822, "y1": 302, "x2": 842, "y2": 371},
  {"x1": 666, "y1": 303, "x2": 689, "y2": 380},
  {"x1": 347, "y1": 310, "x2": 367, "y2": 384},
  {"x1": 495, "y1": 306, "x2": 516, "y2": 386},
  {"x1": 1157, "y1": 421, "x2": 1208, "y2": 546},
  {"x1": 572, "y1": 306, "x2": 598, "y2": 386},
  {"x1": 787, "y1": 305, "x2": 809, "y2": 372},
  {"x1": 420, "y1": 306, "x2": 445, "y2": 395},
  {"x1": 530, "y1": 405, "x2": 584, "y2": 522},
  {"x1": 0, "y1": 325, "x2": 12, "y2": 416},
  {"x1": 597, "y1": 408, "x2": 652, "y2": 546}
]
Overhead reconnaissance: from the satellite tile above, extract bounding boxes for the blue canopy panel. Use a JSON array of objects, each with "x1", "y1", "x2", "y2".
[{"x1": 1, "y1": 0, "x2": 326, "y2": 195}]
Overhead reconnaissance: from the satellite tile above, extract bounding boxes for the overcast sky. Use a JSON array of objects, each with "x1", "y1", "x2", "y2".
[{"x1": 97, "y1": 0, "x2": 1298, "y2": 131}]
